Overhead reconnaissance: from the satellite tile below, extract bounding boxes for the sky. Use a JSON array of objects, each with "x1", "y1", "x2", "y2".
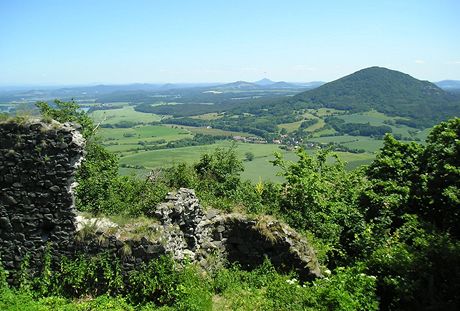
[{"x1": 1, "y1": 0, "x2": 459, "y2": 85}]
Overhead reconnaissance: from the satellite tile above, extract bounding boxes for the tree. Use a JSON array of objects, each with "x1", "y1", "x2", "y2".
[
  {"x1": 36, "y1": 100, "x2": 95, "y2": 139},
  {"x1": 245, "y1": 151, "x2": 255, "y2": 162},
  {"x1": 365, "y1": 119, "x2": 460, "y2": 237},
  {"x1": 272, "y1": 148, "x2": 367, "y2": 265},
  {"x1": 362, "y1": 134, "x2": 424, "y2": 227},
  {"x1": 194, "y1": 145, "x2": 243, "y2": 196},
  {"x1": 419, "y1": 118, "x2": 460, "y2": 236},
  {"x1": 359, "y1": 120, "x2": 460, "y2": 309}
]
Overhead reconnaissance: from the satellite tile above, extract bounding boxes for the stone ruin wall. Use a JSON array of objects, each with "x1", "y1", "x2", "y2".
[
  {"x1": 0, "y1": 120, "x2": 320, "y2": 282},
  {"x1": 0, "y1": 120, "x2": 85, "y2": 281}
]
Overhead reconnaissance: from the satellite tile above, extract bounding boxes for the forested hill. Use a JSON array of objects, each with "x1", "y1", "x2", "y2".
[{"x1": 291, "y1": 66, "x2": 460, "y2": 127}]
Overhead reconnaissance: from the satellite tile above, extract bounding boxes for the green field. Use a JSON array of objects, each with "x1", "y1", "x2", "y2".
[
  {"x1": 164, "y1": 124, "x2": 250, "y2": 137},
  {"x1": 98, "y1": 125, "x2": 192, "y2": 153},
  {"x1": 305, "y1": 118, "x2": 326, "y2": 132},
  {"x1": 86, "y1": 108, "x2": 410, "y2": 182},
  {"x1": 337, "y1": 110, "x2": 395, "y2": 125},
  {"x1": 308, "y1": 135, "x2": 384, "y2": 152},
  {"x1": 278, "y1": 120, "x2": 304, "y2": 132},
  {"x1": 311, "y1": 127, "x2": 337, "y2": 137},
  {"x1": 119, "y1": 140, "x2": 375, "y2": 182},
  {"x1": 278, "y1": 111, "x2": 325, "y2": 133},
  {"x1": 335, "y1": 110, "x2": 421, "y2": 138},
  {"x1": 119, "y1": 141, "x2": 295, "y2": 182},
  {"x1": 90, "y1": 106, "x2": 162, "y2": 125},
  {"x1": 279, "y1": 118, "x2": 325, "y2": 133}
]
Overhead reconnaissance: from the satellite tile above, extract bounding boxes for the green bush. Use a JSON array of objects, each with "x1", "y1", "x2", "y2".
[
  {"x1": 194, "y1": 145, "x2": 243, "y2": 196},
  {"x1": 272, "y1": 149, "x2": 367, "y2": 266},
  {"x1": 173, "y1": 265, "x2": 212, "y2": 311},
  {"x1": 309, "y1": 266, "x2": 379, "y2": 311}
]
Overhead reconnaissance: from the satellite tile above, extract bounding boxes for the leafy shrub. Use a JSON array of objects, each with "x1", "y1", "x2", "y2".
[
  {"x1": 366, "y1": 215, "x2": 460, "y2": 310},
  {"x1": 272, "y1": 148, "x2": 367, "y2": 266},
  {"x1": 173, "y1": 265, "x2": 212, "y2": 311},
  {"x1": 194, "y1": 144, "x2": 243, "y2": 196},
  {"x1": 163, "y1": 162, "x2": 198, "y2": 189}
]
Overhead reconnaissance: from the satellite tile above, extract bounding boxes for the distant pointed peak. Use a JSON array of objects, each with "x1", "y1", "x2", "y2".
[{"x1": 254, "y1": 78, "x2": 275, "y2": 86}]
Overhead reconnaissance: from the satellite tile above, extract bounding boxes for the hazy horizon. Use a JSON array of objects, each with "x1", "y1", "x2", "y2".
[
  {"x1": 1, "y1": 0, "x2": 459, "y2": 85},
  {"x1": 0, "y1": 79, "x2": 320, "y2": 88}
]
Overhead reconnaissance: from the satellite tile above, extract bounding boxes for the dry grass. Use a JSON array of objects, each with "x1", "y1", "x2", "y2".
[{"x1": 253, "y1": 215, "x2": 284, "y2": 243}]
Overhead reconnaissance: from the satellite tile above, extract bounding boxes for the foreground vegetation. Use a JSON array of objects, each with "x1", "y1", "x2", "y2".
[
  {"x1": 0, "y1": 255, "x2": 378, "y2": 311},
  {"x1": 1, "y1": 101, "x2": 459, "y2": 310}
]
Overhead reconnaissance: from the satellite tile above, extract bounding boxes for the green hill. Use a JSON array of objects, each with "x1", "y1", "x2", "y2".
[{"x1": 291, "y1": 66, "x2": 459, "y2": 127}]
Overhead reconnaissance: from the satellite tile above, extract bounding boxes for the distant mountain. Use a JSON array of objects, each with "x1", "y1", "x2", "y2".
[
  {"x1": 267, "y1": 81, "x2": 300, "y2": 89},
  {"x1": 253, "y1": 78, "x2": 323, "y2": 89},
  {"x1": 213, "y1": 80, "x2": 316, "y2": 91},
  {"x1": 214, "y1": 81, "x2": 261, "y2": 90},
  {"x1": 295, "y1": 81, "x2": 325, "y2": 89},
  {"x1": 435, "y1": 80, "x2": 460, "y2": 91},
  {"x1": 291, "y1": 66, "x2": 460, "y2": 127},
  {"x1": 254, "y1": 78, "x2": 275, "y2": 86}
]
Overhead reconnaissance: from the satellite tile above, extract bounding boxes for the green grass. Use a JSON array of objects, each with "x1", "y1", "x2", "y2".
[
  {"x1": 119, "y1": 141, "x2": 293, "y2": 182},
  {"x1": 98, "y1": 125, "x2": 192, "y2": 152},
  {"x1": 305, "y1": 118, "x2": 325, "y2": 132},
  {"x1": 278, "y1": 120, "x2": 304, "y2": 132},
  {"x1": 87, "y1": 106, "x2": 379, "y2": 181},
  {"x1": 119, "y1": 140, "x2": 375, "y2": 182},
  {"x1": 164, "y1": 124, "x2": 250, "y2": 137},
  {"x1": 334, "y1": 151, "x2": 375, "y2": 169},
  {"x1": 90, "y1": 106, "x2": 162, "y2": 125},
  {"x1": 99, "y1": 125, "x2": 190, "y2": 141},
  {"x1": 120, "y1": 142, "x2": 228, "y2": 168},
  {"x1": 278, "y1": 112, "x2": 325, "y2": 133},
  {"x1": 336, "y1": 110, "x2": 419, "y2": 138},
  {"x1": 308, "y1": 135, "x2": 384, "y2": 153},
  {"x1": 337, "y1": 110, "x2": 394, "y2": 125},
  {"x1": 117, "y1": 141, "x2": 290, "y2": 182},
  {"x1": 311, "y1": 128, "x2": 337, "y2": 137}
]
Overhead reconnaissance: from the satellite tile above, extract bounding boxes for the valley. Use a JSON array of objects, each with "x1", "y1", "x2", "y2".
[{"x1": 1, "y1": 67, "x2": 458, "y2": 183}]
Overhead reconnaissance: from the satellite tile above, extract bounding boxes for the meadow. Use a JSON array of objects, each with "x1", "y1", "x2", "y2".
[
  {"x1": 90, "y1": 105, "x2": 163, "y2": 124},
  {"x1": 308, "y1": 135, "x2": 384, "y2": 153},
  {"x1": 278, "y1": 111, "x2": 324, "y2": 133},
  {"x1": 119, "y1": 140, "x2": 375, "y2": 182},
  {"x1": 163, "y1": 124, "x2": 250, "y2": 137},
  {"x1": 98, "y1": 125, "x2": 192, "y2": 153},
  {"x1": 88, "y1": 107, "x2": 402, "y2": 182},
  {"x1": 336, "y1": 110, "x2": 429, "y2": 139}
]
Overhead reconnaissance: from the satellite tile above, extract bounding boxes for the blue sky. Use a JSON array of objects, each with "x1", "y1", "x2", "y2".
[{"x1": 1, "y1": 0, "x2": 459, "y2": 84}]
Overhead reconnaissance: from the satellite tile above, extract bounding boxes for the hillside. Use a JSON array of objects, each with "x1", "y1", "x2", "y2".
[{"x1": 291, "y1": 67, "x2": 460, "y2": 127}]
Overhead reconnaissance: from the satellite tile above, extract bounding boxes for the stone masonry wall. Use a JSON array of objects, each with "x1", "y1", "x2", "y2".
[
  {"x1": 76, "y1": 189, "x2": 321, "y2": 280},
  {"x1": 0, "y1": 120, "x2": 85, "y2": 281}
]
